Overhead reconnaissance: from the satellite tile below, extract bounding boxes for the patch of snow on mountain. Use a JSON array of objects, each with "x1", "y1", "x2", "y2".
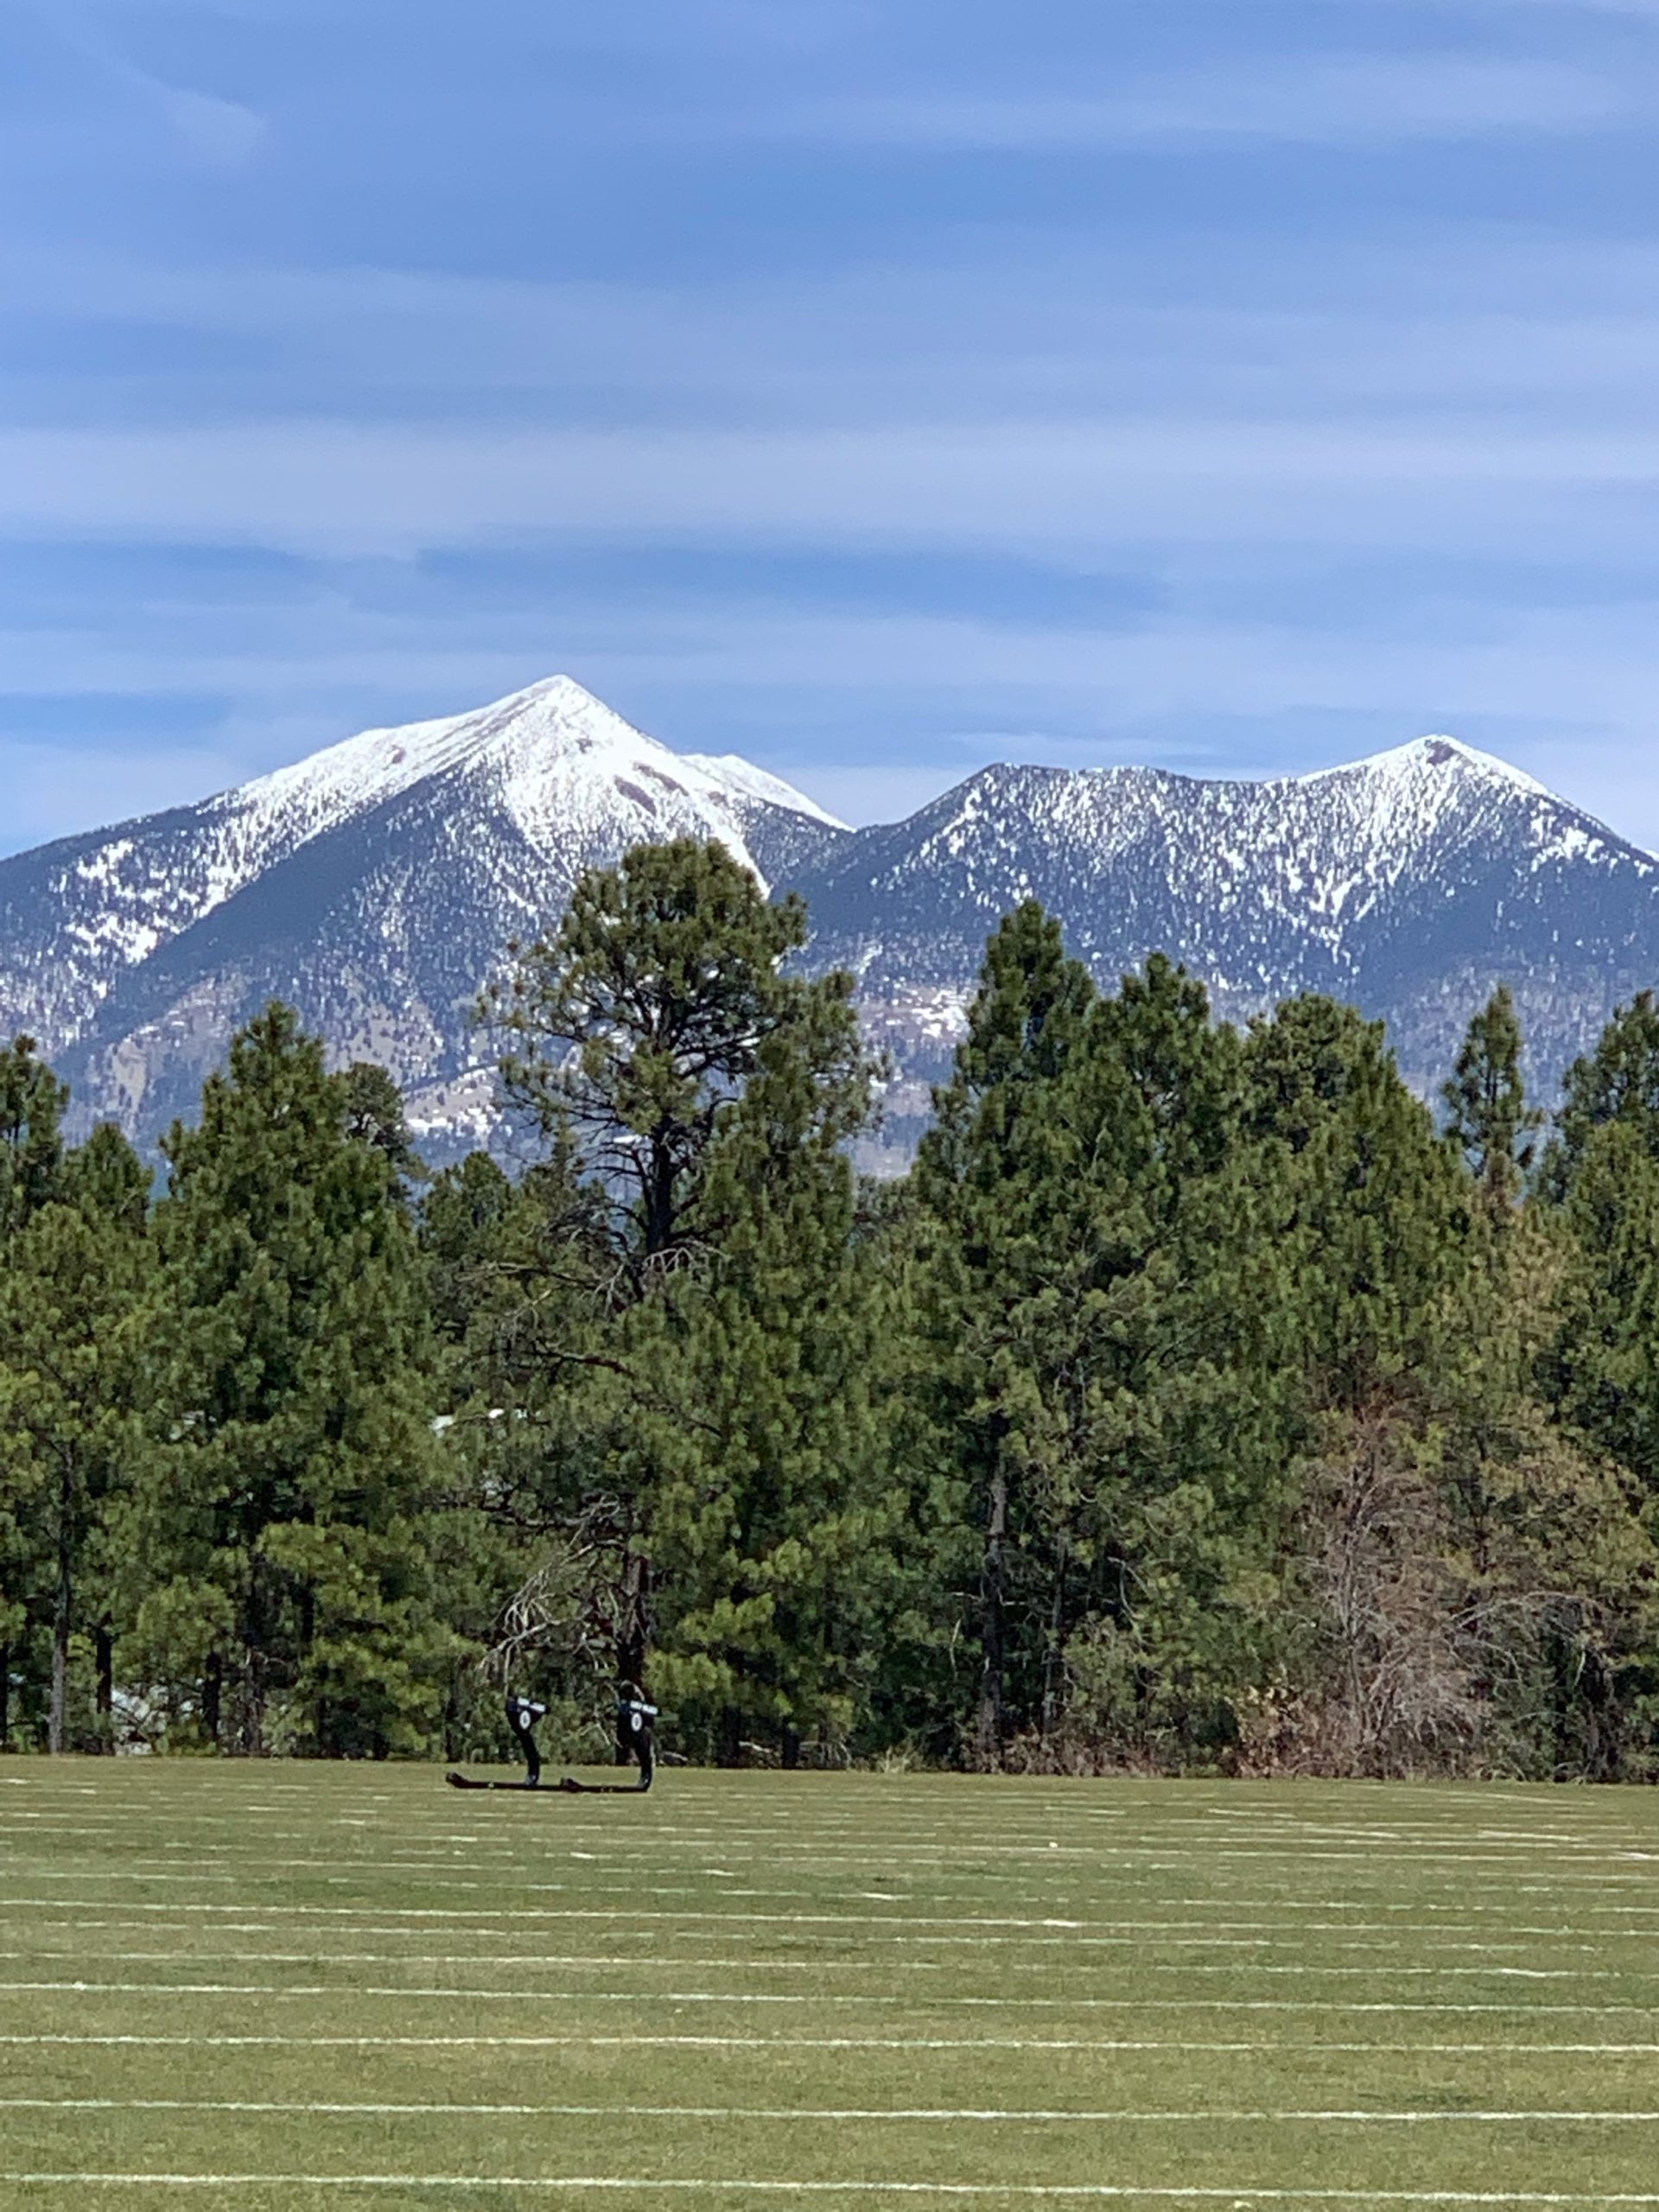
[
  {"x1": 1295, "y1": 734, "x2": 1551, "y2": 801},
  {"x1": 682, "y1": 754, "x2": 848, "y2": 830}
]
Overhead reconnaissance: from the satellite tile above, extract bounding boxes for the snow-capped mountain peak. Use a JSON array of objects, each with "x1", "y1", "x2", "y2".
[
  {"x1": 0, "y1": 677, "x2": 841, "y2": 1098},
  {"x1": 1280, "y1": 730, "x2": 1630, "y2": 888},
  {"x1": 1296, "y1": 731, "x2": 1552, "y2": 801},
  {"x1": 226, "y1": 674, "x2": 831, "y2": 873}
]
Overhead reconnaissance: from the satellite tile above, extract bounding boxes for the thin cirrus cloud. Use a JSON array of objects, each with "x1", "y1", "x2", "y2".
[
  {"x1": 22, "y1": 0, "x2": 269, "y2": 168},
  {"x1": 4, "y1": 416, "x2": 1659, "y2": 559},
  {"x1": 150, "y1": 82, "x2": 268, "y2": 167},
  {"x1": 781, "y1": 57, "x2": 1645, "y2": 149},
  {"x1": 19, "y1": 232, "x2": 1659, "y2": 425}
]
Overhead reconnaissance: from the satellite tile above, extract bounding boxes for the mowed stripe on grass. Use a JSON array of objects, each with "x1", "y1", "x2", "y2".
[{"x1": 2, "y1": 1768, "x2": 1658, "y2": 2209}]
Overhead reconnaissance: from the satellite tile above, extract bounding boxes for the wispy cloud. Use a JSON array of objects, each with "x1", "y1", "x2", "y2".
[
  {"x1": 5, "y1": 415, "x2": 1658, "y2": 561},
  {"x1": 26, "y1": 0, "x2": 269, "y2": 167},
  {"x1": 785, "y1": 57, "x2": 1643, "y2": 149}
]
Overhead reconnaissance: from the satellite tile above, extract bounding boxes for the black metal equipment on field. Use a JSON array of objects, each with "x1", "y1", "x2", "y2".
[{"x1": 445, "y1": 1687, "x2": 658, "y2": 1794}]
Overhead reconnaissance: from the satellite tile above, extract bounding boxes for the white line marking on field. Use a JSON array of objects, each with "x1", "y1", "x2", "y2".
[
  {"x1": 4, "y1": 1980, "x2": 1656, "y2": 2014},
  {"x1": 3, "y1": 1912, "x2": 1643, "y2": 1955},
  {"x1": 4, "y1": 1902, "x2": 1654, "y2": 1944},
  {"x1": 5, "y1": 2099, "x2": 1659, "y2": 2124},
  {"x1": 0, "y1": 1935, "x2": 1625, "y2": 1964},
  {"x1": 4, "y1": 2179, "x2": 1659, "y2": 2201},
  {"x1": 9, "y1": 2032, "x2": 1659, "y2": 2053},
  {"x1": 0, "y1": 1950, "x2": 944, "y2": 1974}
]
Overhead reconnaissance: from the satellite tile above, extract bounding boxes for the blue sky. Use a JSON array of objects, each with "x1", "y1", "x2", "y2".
[{"x1": 7, "y1": 0, "x2": 1659, "y2": 851}]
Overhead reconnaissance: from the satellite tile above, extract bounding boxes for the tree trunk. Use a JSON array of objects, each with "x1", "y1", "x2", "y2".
[
  {"x1": 975, "y1": 1464, "x2": 1008, "y2": 1771},
  {"x1": 48, "y1": 1461, "x2": 73, "y2": 1756},
  {"x1": 240, "y1": 1573, "x2": 270, "y2": 1757},
  {"x1": 95, "y1": 1624, "x2": 114, "y2": 1753},
  {"x1": 643, "y1": 1133, "x2": 677, "y2": 1259},
  {"x1": 0, "y1": 1643, "x2": 10, "y2": 1752},
  {"x1": 1040, "y1": 1534, "x2": 1069, "y2": 1750},
  {"x1": 243, "y1": 1643, "x2": 266, "y2": 1758},
  {"x1": 615, "y1": 1551, "x2": 651, "y2": 1764},
  {"x1": 202, "y1": 1651, "x2": 223, "y2": 1750}
]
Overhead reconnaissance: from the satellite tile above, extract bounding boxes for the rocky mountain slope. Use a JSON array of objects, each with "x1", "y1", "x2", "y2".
[
  {"x1": 0, "y1": 677, "x2": 847, "y2": 1148},
  {"x1": 787, "y1": 735, "x2": 1659, "y2": 1156},
  {"x1": 2, "y1": 682, "x2": 1655, "y2": 1165}
]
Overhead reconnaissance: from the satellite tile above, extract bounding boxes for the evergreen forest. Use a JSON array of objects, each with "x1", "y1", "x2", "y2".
[{"x1": 6, "y1": 837, "x2": 1659, "y2": 1782}]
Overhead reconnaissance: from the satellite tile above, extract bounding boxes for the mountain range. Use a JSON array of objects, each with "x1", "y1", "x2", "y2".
[{"x1": 2, "y1": 675, "x2": 1654, "y2": 1167}]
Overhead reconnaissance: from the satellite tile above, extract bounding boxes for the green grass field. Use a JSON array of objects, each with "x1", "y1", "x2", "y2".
[{"x1": 2, "y1": 1760, "x2": 1658, "y2": 2208}]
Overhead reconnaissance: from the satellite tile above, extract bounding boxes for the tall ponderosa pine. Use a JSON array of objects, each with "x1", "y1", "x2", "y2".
[
  {"x1": 0, "y1": 1037, "x2": 71, "y2": 1747},
  {"x1": 477, "y1": 842, "x2": 886, "y2": 1760},
  {"x1": 1539, "y1": 998, "x2": 1659, "y2": 1752},
  {"x1": 418, "y1": 1141, "x2": 621, "y2": 1764},
  {"x1": 1250, "y1": 1003, "x2": 1467, "y2": 1414},
  {"x1": 488, "y1": 840, "x2": 841, "y2": 1274},
  {"x1": 1541, "y1": 991, "x2": 1659, "y2": 1497},
  {"x1": 913, "y1": 903, "x2": 1095, "y2": 1765},
  {"x1": 0, "y1": 1036, "x2": 67, "y2": 1239},
  {"x1": 1243, "y1": 998, "x2": 1477, "y2": 1770},
  {"x1": 0, "y1": 1123, "x2": 155, "y2": 1751},
  {"x1": 141, "y1": 1005, "x2": 449, "y2": 1756},
  {"x1": 1054, "y1": 960, "x2": 1302, "y2": 1767},
  {"x1": 1547, "y1": 988, "x2": 1659, "y2": 1198},
  {"x1": 1443, "y1": 985, "x2": 1540, "y2": 1217},
  {"x1": 620, "y1": 971, "x2": 896, "y2": 1764}
]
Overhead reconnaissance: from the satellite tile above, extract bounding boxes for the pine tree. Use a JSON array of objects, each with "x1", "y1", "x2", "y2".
[
  {"x1": 914, "y1": 925, "x2": 1303, "y2": 1770},
  {"x1": 1546, "y1": 1120, "x2": 1659, "y2": 1492},
  {"x1": 418, "y1": 1141, "x2": 619, "y2": 1763},
  {"x1": 1547, "y1": 989, "x2": 1659, "y2": 1198},
  {"x1": 624, "y1": 984, "x2": 898, "y2": 1764},
  {"x1": 0, "y1": 1037, "x2": 71, "y2": 1747},
  {"x1": 469, "y1": 842, "x2": 883, "y2": 1758},
  {"x1": 486, "y1": 840, "x2": 847, "y2": 1274},
  {"x1": 1437, "y1": 1201, "x2": 1657, "y2": 1779},
  {"x1": 1249, "y1": 1002, "x2": 1468, "y2": 1413},
  {"x1": 140, "y1": 1006, "x2": 450, "y2": 1755},
  {"x1": 1053, "y1": 962, "x2": 1302, "y2": 1768},
  {"x1": 1521, "y1": 1003, "x2": 1659, "y2": 1770},
  {"x1": 1243, "y1": 996, "x2": 1476, "y2": 1769},
  {"x1": 0, "y1": 1036, "x2": 67, "y2": 1238},
  {"x1": 1443, "y1": 986, "x2": 1540, "y2": 1217},
  {"x1": 913, "y1": 903, "x2": 1096, "y2": 1765},
  {"x1": 0, "y1": 1122, "x2": 155, "y2": 1751}
]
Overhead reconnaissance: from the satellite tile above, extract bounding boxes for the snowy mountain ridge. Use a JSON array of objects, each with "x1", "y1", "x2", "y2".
[
  {"x1": 784, "y1": 728, "x2": 1659, "y2": 1161},
  {"x1": 0, "y1": 677, "x2": 837, "y2": 1066},
  {"x1": 1, "y1": 680, "x2": 1655, "y2": 1165}
]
